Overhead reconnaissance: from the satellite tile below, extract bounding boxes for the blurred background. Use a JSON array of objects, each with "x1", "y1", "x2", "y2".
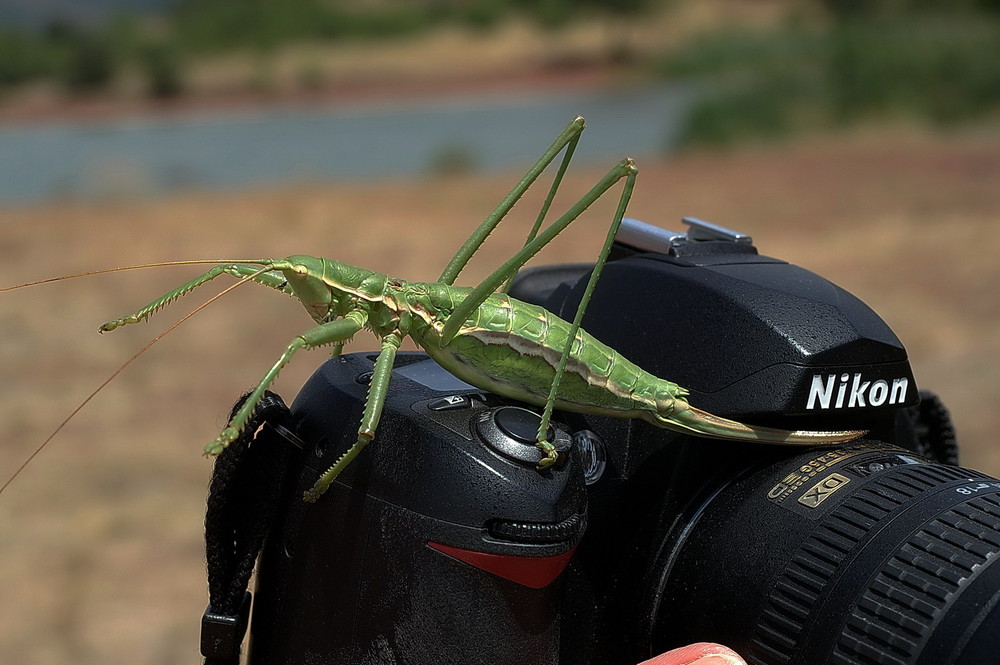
[{"x1": 0, "y1": 0, "x2": 998, "y2": 662}]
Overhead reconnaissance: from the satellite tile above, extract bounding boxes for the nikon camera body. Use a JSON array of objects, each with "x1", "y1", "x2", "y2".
[{"x1": 245, "y1": 219, "x2": 1000, "y2": 665}]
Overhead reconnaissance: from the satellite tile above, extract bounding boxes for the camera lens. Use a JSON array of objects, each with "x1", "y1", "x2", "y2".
[{"x1": 647, "y1": 443, "x2": 1000, "y2": 665}]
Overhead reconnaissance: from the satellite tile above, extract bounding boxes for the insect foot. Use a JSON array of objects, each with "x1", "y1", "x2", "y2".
[
  {"x1": 302, "y1": 486, "x2": 325, "y2": 504},
  {"x1": 204, "y1": 427, "x2": 240, "y2": 456},
  {"x1": 98, "y1": 316, "x2": 135, "y2": 332},
  {"x1": 301, "y1": 429, "x2": 378, "y2": 502},
  {"x1": 535, "y1": 441, "x2": 560, "y2": 470}
]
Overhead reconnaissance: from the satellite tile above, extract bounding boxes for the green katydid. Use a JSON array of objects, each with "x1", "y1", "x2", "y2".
[{"x1": 0, "y1": 116, "x2": 863, "y2": 501}]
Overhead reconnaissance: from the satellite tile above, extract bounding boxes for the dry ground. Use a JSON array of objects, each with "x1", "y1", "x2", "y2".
[{"x1": 1, "y1": 125, "x2": 999, "y2": 663}]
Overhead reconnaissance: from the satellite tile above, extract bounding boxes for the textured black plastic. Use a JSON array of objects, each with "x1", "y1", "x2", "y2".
[
  {"x1": 246, "y1": 353, "x2": 587, "y2": 665},
  {"x1": 648, "y1": 445, "x2": 1000, "y2": 665},
  {"x1": 546, "y1": 249, "x2": 918, "y2": 429}
]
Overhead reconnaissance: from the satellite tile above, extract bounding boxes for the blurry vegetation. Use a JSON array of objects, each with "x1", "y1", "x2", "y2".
[
  {"x1": 662, "y1": 1, "x2": 1000, "y2": 147},
  {"x1": 138, "y1": 40, "x2": 184, "y2": 99},
  {"x1": 0, "y1": 30, "x2": 50, "y2": 87},
  {"x1": 0, "y1": 0, "x2": 996, "y2": 147},
  {"x1": 0, "y1": 0, "x2": 655, "y2": 100},
  {"x1": 58, "y1": 33, "x2": 119, "y2": 93},
  {"x1": 427, "y1": 143, "x2": 479, "y2": 176}
]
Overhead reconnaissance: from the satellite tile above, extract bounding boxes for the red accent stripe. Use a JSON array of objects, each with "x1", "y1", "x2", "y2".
[{"x1": 426, "y1": 541, "x2": 576, "y2": 589}]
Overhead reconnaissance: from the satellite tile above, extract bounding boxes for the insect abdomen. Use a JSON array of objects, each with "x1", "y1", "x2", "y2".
[{"x1": 413, "y1": 288, "x2": 677, "y2": 418}]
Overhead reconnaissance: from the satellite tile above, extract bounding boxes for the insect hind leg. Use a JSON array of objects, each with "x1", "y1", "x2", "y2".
[
  {"x1": 437, "y1": 116, "x2": 586, "y2": 286},
  {"x1": 534, "y1": 159, "x2": 638, "y2": 466},
  {"x1": 441, "y1": 158, "x2": 638, "y2": 345},
  {"x1": 436, "y1": 156, "x2": 638, "y2": 468}
]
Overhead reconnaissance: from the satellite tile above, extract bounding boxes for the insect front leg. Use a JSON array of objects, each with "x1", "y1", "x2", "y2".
[
  {"x1": 204, "y1": 311, "x2": 368, "y2": 456},
  {"x1": 303, "y1": 331, "x2": 403, "y2": 503},
  {"x1": 99, "y1": 262, "x2": 283, "y2": 332}
]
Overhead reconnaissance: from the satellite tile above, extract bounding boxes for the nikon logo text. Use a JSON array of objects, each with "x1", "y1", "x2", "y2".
[{"x1": 806, "y1": 373, "x2": 909, "y2": 410}]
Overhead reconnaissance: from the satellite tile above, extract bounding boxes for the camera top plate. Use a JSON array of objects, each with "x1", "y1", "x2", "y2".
[{"x1": 530, "y1": 218, "x2": 919, "y2": 432}]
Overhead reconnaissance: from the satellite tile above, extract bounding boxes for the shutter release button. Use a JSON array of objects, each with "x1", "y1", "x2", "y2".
[{"x1": 475, "y1": 406, "x2": 572, "y2": 466}]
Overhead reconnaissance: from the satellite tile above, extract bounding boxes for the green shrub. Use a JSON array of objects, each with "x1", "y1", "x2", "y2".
[
  {"x1": 664, "y1": 11, "x2": 1000, "y2": 148},
  {"x1": 461, "y1": 0, "x2": 509, "y2": 31},
  {"x1": 60, "y1": 35, "x2": 118, "y2": 93},
  {"x1": 140, "y1": 41, "x2": 184, "y2": 99},
  {"x1": 0, "y1": 30, "x2": 52, "y2": 87},
  {"x1": 827, "y1": 17, "x2": 1000, "y2": 123}
]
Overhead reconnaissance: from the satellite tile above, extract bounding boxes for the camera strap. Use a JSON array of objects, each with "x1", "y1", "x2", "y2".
[{"x1": 200, "y1": 390, "x2": 301, "y2": 665}]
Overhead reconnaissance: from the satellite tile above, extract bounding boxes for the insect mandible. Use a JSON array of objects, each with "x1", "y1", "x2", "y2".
[{"x1": 1, "y1": 116, "x2": 863, "y2": 502}]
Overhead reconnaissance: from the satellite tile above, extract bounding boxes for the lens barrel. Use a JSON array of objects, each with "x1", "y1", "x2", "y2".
[{"x1": 650, "y1": 443, "x2": 1000, "y2": 665}]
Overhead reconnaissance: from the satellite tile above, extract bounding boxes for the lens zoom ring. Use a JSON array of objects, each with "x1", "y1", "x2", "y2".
[
  {"x1": 752, "y1": 465, "x2": 990, "y2": 665},
  {"x1": 832, "y1": 494, "x2": 1000, "y2": 665}
]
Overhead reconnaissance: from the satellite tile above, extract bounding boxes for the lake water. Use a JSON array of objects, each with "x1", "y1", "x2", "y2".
[{"x1": 0, "y1": 84, "x2": 695, "y2": 205}]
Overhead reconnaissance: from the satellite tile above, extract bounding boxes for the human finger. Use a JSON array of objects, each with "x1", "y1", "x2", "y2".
[{"x1": 638, "y1": 642, "x2": 746, "y2": 665}]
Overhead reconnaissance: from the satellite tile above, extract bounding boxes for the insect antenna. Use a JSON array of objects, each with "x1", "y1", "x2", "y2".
[
  {"x1": 0, "y1": 267, "x2": 270, "y2": 495},
  {"x1": 0, "y1": 259, "x2": 268, "y2": 293}
]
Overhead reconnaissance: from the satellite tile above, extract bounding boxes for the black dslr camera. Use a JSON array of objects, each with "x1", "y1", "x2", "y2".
[{"x1": 215, "y1": 218, "x2": 1000, "y2": 665}]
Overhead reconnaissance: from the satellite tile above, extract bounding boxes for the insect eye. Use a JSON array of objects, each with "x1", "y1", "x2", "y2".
[{"x1": 293, "y1": 265, "x2": 308, "y2": 274}]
